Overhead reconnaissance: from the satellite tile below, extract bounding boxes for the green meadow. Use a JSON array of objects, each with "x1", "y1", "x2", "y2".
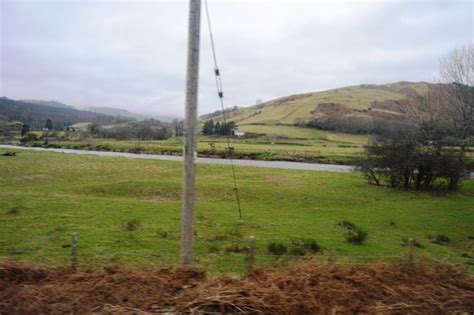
[
  {"x1": 219, "y1": 82, "x2": 432, "y2": 125},
  {"x1": 0, "y1": 148, "x2": 473, "y2": 273},
  {"x1": 29, "y1": 126, "x2": 367, "y2": 165}
]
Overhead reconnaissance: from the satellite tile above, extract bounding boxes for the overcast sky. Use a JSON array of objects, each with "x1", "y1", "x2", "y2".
[{"x1": 0, "y1": 0, "x2": 472, "y2": 117}]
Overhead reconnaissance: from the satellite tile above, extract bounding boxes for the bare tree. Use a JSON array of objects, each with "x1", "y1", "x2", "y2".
[
  {"x1": 357, "y1": 45, "x2": 473, "y2": 191},
  {"x1": 439, "y1": 44, "x2": 474, "y2": 150}
]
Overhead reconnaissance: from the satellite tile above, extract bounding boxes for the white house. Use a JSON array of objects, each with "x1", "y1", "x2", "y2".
[{"x1": 232, "y1": 129, "x2": 245, "y2": 137}]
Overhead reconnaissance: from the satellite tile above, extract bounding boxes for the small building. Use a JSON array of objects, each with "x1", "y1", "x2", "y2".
[{"x1": 232, "y1": 129, "x2": 245, "y2": 137}]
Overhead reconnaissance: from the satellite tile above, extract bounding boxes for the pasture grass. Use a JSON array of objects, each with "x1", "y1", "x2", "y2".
[
  {"x1": 238, "y1": 124, "x2": 327, "y2": 140},
  {"x1": 223, "y1": 83, "x2": 422, "y2": 125},
  {"x1": 28, "y1": 128, "x2": 367, "y2": 165},
  {"x1": 0, "y1": 148, "x2": 472, "y2": 273}
]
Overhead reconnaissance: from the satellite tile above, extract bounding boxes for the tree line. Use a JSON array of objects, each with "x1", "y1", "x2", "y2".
[
  {"x1": 87, "y1": 119, "x2": 182, "y2": 140},
  {"x1": 202, "y1": 119, "x2": 236, "y2": 136}
]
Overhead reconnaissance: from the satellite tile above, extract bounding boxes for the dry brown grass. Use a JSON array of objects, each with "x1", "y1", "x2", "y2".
[{"x1": 1, "y1": 259, "x2": 473, "y2": 314}]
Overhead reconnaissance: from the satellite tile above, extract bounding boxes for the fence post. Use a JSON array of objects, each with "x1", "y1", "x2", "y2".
[
  {"x1": 407, "y1": 238, "x2": 414, "y2": 263},
  {"x1": 71, "y1": 232, "x2": 78, "y2": 272},
  {"x1": 161, "y1": 237, "x2": 167, "y2": 265},
  {"x1": 246, "y1": 236, "x2": 256, "y2": 271}
]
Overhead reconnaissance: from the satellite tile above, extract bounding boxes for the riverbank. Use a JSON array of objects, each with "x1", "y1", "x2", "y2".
[
  {"x1": 0, "y1": 144, "x2": 354, "y2": 172},
  {"x1": 10, "y1": 134, "x2": 364, "y2": 165}
]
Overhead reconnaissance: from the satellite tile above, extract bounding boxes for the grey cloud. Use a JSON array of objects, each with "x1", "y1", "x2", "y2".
[{"x1": 1, "y1": 0, "x2": 472, "y2": 117}]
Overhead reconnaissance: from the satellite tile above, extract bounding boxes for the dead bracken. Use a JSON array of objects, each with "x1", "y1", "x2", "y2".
[{"x1": 0, "y1": 260, "x2": 473, "y2": 314}]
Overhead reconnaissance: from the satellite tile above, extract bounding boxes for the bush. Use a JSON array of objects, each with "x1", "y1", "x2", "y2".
[
  {"x1": 355, "y1": 100, "x2": 470, "y2": 191},
  {"x1": 289, "y1": 238, "x2": 320, "y2": 256},
  {"x1": 267, "y1": 241, "x2": 288, "y2": 255},
  {"x1": 224, "y1": 243, "x2": 250, "y2": 254},
  {"x1": 429, "y1": 234, "x2": 450, "y2": 245},
  {"x1": 346, "y1": 229, "x2": 368, "y2": 245},
  {"x1": 337, "y1": 221, "x2": 368, "y2": 245},
  {"x1": 20, "y1": 133, "x2": 38, "y2": 144}
]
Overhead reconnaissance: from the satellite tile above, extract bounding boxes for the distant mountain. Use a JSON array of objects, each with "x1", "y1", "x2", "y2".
[
  {"x1": 0, "y1": 97, "x2": 118, "y2": 128},
  {"x1": 86, "y1": 106, "x2": 179, "y2": 123},
  {"x1": 20, "y1": 99, "x2": 75, "y2": 110},
  {"x1": 86, "y1": 106, "x2": 146, "y2": 120},
  {"x1": 145, "y1": 114, "x2": 181, "y2": 123}
]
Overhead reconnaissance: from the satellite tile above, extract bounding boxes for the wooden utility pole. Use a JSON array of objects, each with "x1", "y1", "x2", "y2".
[{"x1": 181, "y1": 0, "x2": 201, "y2": 265}]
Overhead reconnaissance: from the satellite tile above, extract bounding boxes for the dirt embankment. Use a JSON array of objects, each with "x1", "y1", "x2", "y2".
[
  {"x1": 311, "y1": 103, "x2": 355, "y2": 117},
  {"x1": 312, "y1": 100, "x2": 411, "y2": 121},
  {"x1": 1, "y1": 260, "x2": 473, "y2": 314}
]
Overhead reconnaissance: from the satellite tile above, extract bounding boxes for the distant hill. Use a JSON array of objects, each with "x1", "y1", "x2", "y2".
[
  {"x1": 86, "y1": 106, "x2": 179, "y2": 123},
  {"x1": 86, "y1": 106, "x2": 146, "y2": 120},
  {"x1": 20, "y1": 99, "x2": 75, "y2": 110},
  {"x1": 203, "y1": 82, "x2": 434, "y2": 129},
  {"x1": 147, "y1": 114, "x2": 181, "y2": 123},
  {"x1": 0, "y1": 97, "x2": 118, "y2": 128}
]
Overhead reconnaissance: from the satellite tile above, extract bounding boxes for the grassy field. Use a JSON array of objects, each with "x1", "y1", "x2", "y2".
[
  {"x1": 24, "y1": 126, "x2": 367, "y2": 164},
  {"x1": 238, "y1": 124, "x2": 327, "y2": 140},
  {"x1": 71, "y1": 122, "x2": 91, "y2": 130},
  {"x1": 1, "y1": 148, "x2": 473, "y2": 273},
  {"x1": 30, "y1": 137, "x2": 365, "y2": 164}
]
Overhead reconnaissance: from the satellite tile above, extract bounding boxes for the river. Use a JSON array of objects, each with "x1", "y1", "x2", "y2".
[{"x1": 0, "y1": 144, "x2": 354, "y2": 173}]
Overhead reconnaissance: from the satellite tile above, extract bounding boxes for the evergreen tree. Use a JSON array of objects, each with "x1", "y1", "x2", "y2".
[
  {"x1": 45, "y1": 119, "x2": 53, "y2": 130},
  {"x1": 203, "y1": 119, "x2": 215, "y2": 135},
  {"x1": 215, "y1": 121, "x2": 222, "y2": 135},
  {"x1": 21, "y1": 124, "x2": 30, "y2": 136}
]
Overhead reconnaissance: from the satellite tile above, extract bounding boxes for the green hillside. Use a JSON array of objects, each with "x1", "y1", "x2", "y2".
[
  {"x1": 206, "y1": 81, "x2": 432, "y2": 127},
  {"x1": 86, "y1": 106, "x2": 147, "y2": 120},
  {"x1": 20, "y1": 99, "x2": 75, "y2": 110},
  {"x1": 0, "y1": 97, "x2": 122, "y2": 129}
]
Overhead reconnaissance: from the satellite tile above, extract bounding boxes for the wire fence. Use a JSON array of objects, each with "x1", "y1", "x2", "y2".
[{"x1": 1, "y1": 228, "x2": 472, "y2": 273}]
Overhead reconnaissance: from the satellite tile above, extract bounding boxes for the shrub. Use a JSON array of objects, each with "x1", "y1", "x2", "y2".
[
  {"x1": 289, "y1": 238, "x2": 320, "y2": 256},
  {"x1": 267, "y1": 241, "x2": 288, "y2": 255},
  {"x1": 346, "y1": 229, "x2": 368, "y2": 245},
  {"x1": 337, "y1": 221, "x2": 368, "y2": 245},
  {"x1": 430, "y1": 234, "x2": 450, "y2": 245},
  {"x1": 224, "y1": 243, "x2": 249, "y2": 254},
  {"x1": 1, "y1": 151, "x2": 16, "y2": 157},
  {"x1": 20, "y1": 133, "x2": 38, "y2": 143},
  {"x1": 355, "y1": 116, "x2": 469, "y2": 191}
]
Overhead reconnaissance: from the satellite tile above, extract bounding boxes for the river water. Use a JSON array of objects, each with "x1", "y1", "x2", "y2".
[{"x1": 0, "y1": 144, "x2": 354, "y2": 173}]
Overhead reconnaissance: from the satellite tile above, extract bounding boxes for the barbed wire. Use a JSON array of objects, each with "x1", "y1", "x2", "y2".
[{"x1": 0, "y1": 251, "x2": 470, "y2": 263}]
